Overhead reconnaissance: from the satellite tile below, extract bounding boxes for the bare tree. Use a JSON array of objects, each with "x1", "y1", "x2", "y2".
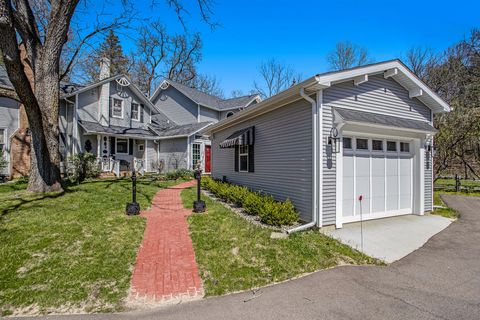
[
  {"x1": 166, "y1": 33, "x2": 202, "y2": 83},
  {"x1": 253, "y1": 58, "x2": 301, "y2": 99},
  {"x1": 186, "y1": 74, "x2": 224, "y2": 97},
  {"x1": 327, "y1": 41, "x2": 371, "y2": 71},
  {"x1": 0, "y1": 0, "x2": 215, "y2": 192},
  {"x1": 405, "y1": 47, "x2": 437, "y2": 80}
]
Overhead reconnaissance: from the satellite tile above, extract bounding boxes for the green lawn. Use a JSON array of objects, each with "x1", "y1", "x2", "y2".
[
  {"x1": 182, "y1": 187, "x2": 382, "y2": 297},
  {"x1": 435, "y1": 178, "x2": 480, "y2": 188},
  {"x1": 0, "y1": 177, "x2": 184, "y2": 317},
  {"x1": 432, "y1": 192, "x2": 459, "y2": 219}
]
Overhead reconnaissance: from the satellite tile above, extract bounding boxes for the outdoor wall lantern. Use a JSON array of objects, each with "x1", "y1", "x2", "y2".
[
  {"x1": 126, "y1": 168, "x2": 140, "y2": 215},
  {"x1": 327, "y1": 127, "x2": 341, "y2": 154}
]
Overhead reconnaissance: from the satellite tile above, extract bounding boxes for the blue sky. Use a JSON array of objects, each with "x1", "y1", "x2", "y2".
[{"x1": 80, "y1": 0, "x2": 479, "y2": 96}]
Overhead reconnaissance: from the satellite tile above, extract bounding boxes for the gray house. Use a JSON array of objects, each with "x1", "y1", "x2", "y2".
[
  {"x1": 203, "y1": 60, "x2": 450, "y2": 229},
  {"x1": 150, "y1": 79, "x2": 260, "y2": 173}
]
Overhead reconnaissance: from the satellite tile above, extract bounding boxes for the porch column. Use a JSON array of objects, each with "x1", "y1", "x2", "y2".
[
  {"x1": 144, "y1": 139, "x2": 148, "y2": 172},
  {"x1": 97, "y1": 135, "x2": 101, "y2": 156}
]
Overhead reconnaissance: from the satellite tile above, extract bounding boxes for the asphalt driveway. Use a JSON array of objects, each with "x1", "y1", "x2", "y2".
[{"x1": 18, "y1": 195, "x2": 480, "y2": 320}]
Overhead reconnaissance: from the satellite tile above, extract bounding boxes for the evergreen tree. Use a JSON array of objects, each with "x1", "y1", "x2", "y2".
[{"x1": 82, "y1": 30, "x2": 130, "y2": 82}]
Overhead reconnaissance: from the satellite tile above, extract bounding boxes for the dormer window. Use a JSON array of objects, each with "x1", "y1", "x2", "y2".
[
  {"x1": 112, "y1": 98, "x2": 123, "y2": 118},
  {"x1": 131, "y1": 103, "x2": 140, "y2": 121}
]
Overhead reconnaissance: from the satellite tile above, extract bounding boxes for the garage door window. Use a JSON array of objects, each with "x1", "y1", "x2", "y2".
[
  {"x1": 400, "y1": 142, "x2": 410, "y2": 153},
  {"x1": 343, "y1": 137, "x2": 352, "y2": 149},
  {"x1": 387, "y1": 141, "x2": 397, "y2": 152},
  {"x1": 372, "y1": 139, "x2": 383, "y2": 151},
  {"x1": 356, "y1": 138, "x2": 368, "y2": 150}
]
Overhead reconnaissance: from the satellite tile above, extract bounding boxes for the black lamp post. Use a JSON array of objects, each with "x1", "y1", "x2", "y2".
[
  {"x1": 126, "y1": 168, "x2": 140, "y2": 215},
  {"x1": 193, "y1": 167, "x2": 206, "y2": 213}
]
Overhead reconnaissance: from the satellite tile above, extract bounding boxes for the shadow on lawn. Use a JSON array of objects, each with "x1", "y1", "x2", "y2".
[{"x1": 0, "y1": 188, "x2": 71, "y2": 220}]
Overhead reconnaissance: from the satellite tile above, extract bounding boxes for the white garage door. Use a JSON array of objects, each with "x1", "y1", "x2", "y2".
[{"x1": 342, "y1": 136, "x2": 413, "y2": 223}]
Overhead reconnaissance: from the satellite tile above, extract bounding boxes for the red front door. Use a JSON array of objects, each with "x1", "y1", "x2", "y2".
[{"x1": 204, "y1": 145, "x2": 211, "y2": 173}]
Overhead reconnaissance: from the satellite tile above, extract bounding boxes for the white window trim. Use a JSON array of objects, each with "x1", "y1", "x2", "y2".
[
  {"x1": 226, "y1": 111, "x2": 234, "y2": 118},
  {"x1": 116, "y1": 137, "x2": 129, "y2": 155},
  {"x1": 131, "y1": 103, "x2": 140, "y2": 122},
  {"x1": 192, "y1": 143, "x2": 201, "y2": 169},
  {"x1": 112, "y1": 98, "x2": 124, "y2": 119},
  {"x1": 400, "y1": 141, "x2": 411, "y2": 153},
  {"x1": 138, "y1": 144, "x2": 144, "y2": 151},
  {"x1": 239, "y1": 145, "x2": 249, "y2": 172}
]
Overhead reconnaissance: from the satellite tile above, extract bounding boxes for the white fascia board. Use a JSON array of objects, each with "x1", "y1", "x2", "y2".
[{"x1": 384, "y1": 68, "x2": 398, "y2": 78}]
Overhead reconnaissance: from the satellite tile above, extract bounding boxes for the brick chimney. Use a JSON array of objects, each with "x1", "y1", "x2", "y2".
[
  {"x1": 98, "y1": 57, "x2": 111, "y2": 126},
  {"x1": 10, "y1": 43, "x2": 33, "y2": 177}
]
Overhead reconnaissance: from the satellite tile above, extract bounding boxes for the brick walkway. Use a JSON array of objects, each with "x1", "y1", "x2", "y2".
[{"x1": 128, "y1": 180, "x2": 203, "y2": 304}]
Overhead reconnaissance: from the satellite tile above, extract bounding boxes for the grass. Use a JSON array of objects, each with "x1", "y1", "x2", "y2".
[
  {"x1": 435, "y1": 178, "x2": 480, "y2": 188},
  {"x1": 181, "y1": 187, "x2": 382, "y2": 297},
  {"x1": 432, "y1": 192, "x2": 459, "y2": 219},
  {"x1": 0, "y1": 177, "x2": 185, "y2": 316}
]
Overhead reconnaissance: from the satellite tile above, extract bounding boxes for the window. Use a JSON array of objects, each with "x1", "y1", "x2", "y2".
[
  {"x1": 400, "y1": 142, "x2": 410, "y2": 153},
  {"x1": 116, "y1": 138, "x2": 128, "y2": 154},
  {"x1": 138, "y1": 144, "x2": 144, "y2": 152},
  {"x1": 356, "y1": 138, "x2": 368, "y2": 150},
  {"x1": 387, "y1": 141, "x2": 397, "y2": 152},
  {"x1": 343, "y1": 137, "x2": 352, "y2": 149},
  {"x1": 0, "y1": 128, "x2": 5, "y2": 153},
  {"x1": 372, "y1": 139, "x2": 383, "y2": 151},
  {"x1": 131, "y1": 103, "x2": 140, "y2": 121},
  {"x1": 112, "y1": 98, "x2": 123, "y2": 118},
  {"x1": 239, "y1": 145, "x2": 249, "y2": 172},
  {"x1": 192, "y1": 143, "x2": 201, "y2": 169},
  {"x1": 226, "y1": 111, "x2": 234, "y2": 118}
]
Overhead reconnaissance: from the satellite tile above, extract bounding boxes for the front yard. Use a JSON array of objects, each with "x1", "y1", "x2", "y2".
[
  {"x1": 182, "y1": 187, "x2": 382, "y2": 297},
  {"x1": 0, "y1": 178, "x2": 183, "y2": 317}
]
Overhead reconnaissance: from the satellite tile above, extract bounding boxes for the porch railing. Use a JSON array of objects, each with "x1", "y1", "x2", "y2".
[
  {"x1": 98, "y1": 156, "x2": 120, "y2": 177},
  {"x1": 133, "y1": 157, "x2": 145, "y2": 176}
]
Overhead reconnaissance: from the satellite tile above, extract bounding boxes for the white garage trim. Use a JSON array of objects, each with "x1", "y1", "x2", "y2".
[{"x1": 337, "y1": 129, "x2": 423, "y2": 226}]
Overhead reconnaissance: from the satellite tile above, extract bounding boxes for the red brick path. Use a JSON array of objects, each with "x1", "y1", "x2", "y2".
[{"x1": 129, "y1": 180, "x2": 203, "y2": 303}]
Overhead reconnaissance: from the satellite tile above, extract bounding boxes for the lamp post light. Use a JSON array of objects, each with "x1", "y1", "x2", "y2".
[
  {"x1": 193, "y1": 165, "x2": 206, "y2": 213},
  {"x1": 126, "y1": 168, "x2": 140, "y2": 215}
]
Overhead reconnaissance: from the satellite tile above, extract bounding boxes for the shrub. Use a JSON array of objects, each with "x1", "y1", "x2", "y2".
[
  {"x1": 165, "y1": 168, "x2": 194, "y2": 180},
  {"x1": 67, "y1": 152, "x2": 100, "y2": 182},
  {"x1": 202, "y1": 176, "x2": 299, "y2": 226}
]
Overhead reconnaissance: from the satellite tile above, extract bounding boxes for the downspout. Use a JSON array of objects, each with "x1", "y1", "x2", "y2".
[{"x1": 287, "y1": 88, "x2": 319, "y2": 234}]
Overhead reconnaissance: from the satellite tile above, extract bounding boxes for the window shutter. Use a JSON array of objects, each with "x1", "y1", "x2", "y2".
[
  {"x1": 109, "y1": 98, "x2": 112, "y2": 118},
  {"x1": 248, "y1": 145, "x2": 254, "y2": 172},
  {"x1": 140, "y1": 104, "x2": 144, "y2": 123},
  {"x1": 234, "y1": 145, "x2": 239, "y2": 172},
  {"x1": 129, "y1": 139, "x2": 134, "y2": 155},
  {"x1": 110, "y1": 137, "x2": 115, "y2": 155}
]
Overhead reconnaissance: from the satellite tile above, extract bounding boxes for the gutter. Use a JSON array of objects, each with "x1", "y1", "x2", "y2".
[{"x1": 287, "y1": 88, "x2": 320, "y2": 234}]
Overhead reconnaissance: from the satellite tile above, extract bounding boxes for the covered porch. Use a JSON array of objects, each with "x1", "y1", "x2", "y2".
[{"x1": 78, "y1": 121, "x2": 158, "y2": 177}]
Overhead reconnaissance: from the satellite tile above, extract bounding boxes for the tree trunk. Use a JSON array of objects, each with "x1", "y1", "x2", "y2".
[{"x1": 26, "y1": 55, "x2": 63, "y2": 192}]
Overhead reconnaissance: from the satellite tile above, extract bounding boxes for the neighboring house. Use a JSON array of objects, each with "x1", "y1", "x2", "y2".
[
  {"x1": 149, "y1": 79, "x2": 260, "y2": 173},
  {"x1": 203, "y1": 60, "x2": 451, "y2": 229}
]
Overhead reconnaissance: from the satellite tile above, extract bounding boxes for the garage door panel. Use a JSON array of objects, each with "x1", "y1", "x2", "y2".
[{"x1": 342, "y1": 137, "x2": 413, "y2": 223}]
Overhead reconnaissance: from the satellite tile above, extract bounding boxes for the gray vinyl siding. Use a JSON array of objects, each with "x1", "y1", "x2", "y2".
[
  {"x1": 77, "y1": 88, "x2": 99, "y2": 123},
  {"x1": 109, "y1": 83, "x2": 152, "y2": 128},
  {"x1": 158, "y1": 138, "x2": 188, "y2": 172},
  {"x1": 59, "y1": 100, "x2": 74, "y2": 135},
  {"x1": 211, "y1": 99, "x2": 313, "y2": 222},
  {"x1": 322, "y1": 105, "x2": 337, "y2": 226},
  {"x1": 77, "y1": 81, "x2": 152, "y2": 128},
  {"x1": 0, "y1": 97, "x2": 20, "y2": 174},
  {"x1": 323, "y1": 74, "x2": 432, "y2": 122},
  {"x1": 425, "y1": 151, "x2": 433, "y2": 212},
  {"x1": 152, "y1": 86, "x2": 198, "y2": 125},
  {"x1": 146, "y1": 140, "x2": 158, "y2": 172},
  {"x1": 199, "y1": 106, "x2": 219, "y2": 123}
]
